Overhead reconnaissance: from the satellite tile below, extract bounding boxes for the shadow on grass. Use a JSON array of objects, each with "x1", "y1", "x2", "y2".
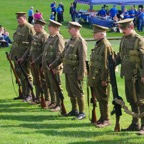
[{"x1": 13, "y1": 128, "x2": 141, "y2": 144}]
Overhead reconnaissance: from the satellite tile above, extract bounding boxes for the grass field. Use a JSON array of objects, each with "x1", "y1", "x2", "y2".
[
  {"x1": 1, "y1": 41, "x2": 144, "y2": 144},
  {"x1": 0, "y1": 0, "x2": 144, "y2": 144}
]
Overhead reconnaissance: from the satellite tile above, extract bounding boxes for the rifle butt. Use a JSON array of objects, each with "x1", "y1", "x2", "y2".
[
  {"x1": 91, "y1": 108, "x2": 97, "y2": 124},
  {"x1": 61, "y1": 101, "x2": 67, "y2": 115},
  {"x1": 41, "y1": 95, "x2": 46, "y2": 108},
  {"x1": 114, "y1": 116, "x2": 120, "y2": 132}
]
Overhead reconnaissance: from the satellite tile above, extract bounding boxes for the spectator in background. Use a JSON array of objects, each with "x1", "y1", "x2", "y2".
[
  {"x1": 70, "y1": 3, "x2": 76, "y2": 22},
  {"x1": 0, "y1": 25, "x2": 12, "y2": 47},
  {"x1": 109, "y1": 5, "x2": 118, "y2": 20},
  {"x1": 138, "y1": 5, "x2": 143, "y2": 9},
  {"x1": 50, "y1": 12, "x2": 55, "y2": 20},
  {"x1": 136, "y1": 8, "x2": 144, "y2": 32},
  {"x1": 129, "y1": 6, "x2": 136, "y2": 18},
  {"x1": 73, "y1": 0, "x2": 77, "y2": 9},
  {"x1": 50, "y1": 1, "x2": 57, "y2": 20},
  {"x1": 0, "y1": 25, "x2": 4, "y2": 40},
  {"x1": 28, "y1": 6, "x2": 34, "y2": 23},
  {"x1": 123, "y1": 8, "x2": 130, "y2": 19},
  {"x1": 98, "y1": 7, "x2": 107, "y2": 17},
  {"x1": 34, "y1": 10, "x2": 43, "y2": 20},
  {"x1": 57, "y1": 4, "x2": 63, "y2": 23},
  {"x1": 59, "y1": 2, "x2": 64, "y2": 21}
]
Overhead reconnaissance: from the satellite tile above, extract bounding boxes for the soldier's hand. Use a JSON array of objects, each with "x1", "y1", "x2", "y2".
[
  {"x1": 78, "y1": 76, "x2": 83, "y2": 81},
  {"x1": 101, "y1": 81, "x2": 107, "y2": 86},
  {"x1": 52, "y1": 69, "x2": 59, "y2": 74},
  {"x1": 49, "y1": 64, "x2": 52, "y2": 69},
  {"x1": 141, "y1": 76, "x2": 144, "y2": 84},
  {"x1": 17, "y1": 57, "x2": 24, "y2": 64}
]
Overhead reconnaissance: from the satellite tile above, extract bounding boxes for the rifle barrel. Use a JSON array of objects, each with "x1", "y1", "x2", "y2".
[
  {"x1": 14, "y1": 56, "x2": 35, "y2": 102},
  {"x1": 6, "y1": 52, "x2": 23, "y2": 96}
]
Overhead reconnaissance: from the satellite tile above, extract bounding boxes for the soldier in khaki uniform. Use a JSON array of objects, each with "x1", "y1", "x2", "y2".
[
  {"x1": 88, "y1": 24, "x2": 112, "y2": 127},
  {"x1": 30, "y1": 19, "x2": 50, "y2": 104},
  {"x1": 50, "y1": 22, "x2": 87, "y2": 120},
  {"x1": 42, "y1": 20, "x2": 65, "y2": 112},
  {"x1": 115, "y1": 19, "x2": 144, "y2": 135},
  {"x1": 10, "y1": 12, "x2": 35, "y2": 101}
]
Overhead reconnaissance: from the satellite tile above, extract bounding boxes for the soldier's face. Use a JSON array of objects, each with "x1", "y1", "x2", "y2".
[
  {"x1": 17, "y1": 16, "x2": 25, "y2": 25},
  {"x1": 34, "y1": 24, "x2": 42, "y2": 32},
  {"x1": 48, "y1": 26, "x2": 56, "y2": 35},
  {"x1": 68, "y1": 28, "x2": 77, "y2": 36},
  {"x1": 121, "y1": 27, "x2": 133, "y2": 36},
  {"x1": 93, "y1": 32, "x2": 102, "y2": 40}
]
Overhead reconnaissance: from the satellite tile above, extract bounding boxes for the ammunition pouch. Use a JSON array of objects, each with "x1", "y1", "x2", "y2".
[
  {"x1": 121, "y1": 50, "x2": 141, "y2": 79},
  {"x1": 90, "y1": 54, "x2": 103, "y2": 79}
]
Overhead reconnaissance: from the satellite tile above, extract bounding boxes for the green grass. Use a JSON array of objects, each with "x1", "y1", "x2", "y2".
[
  {"x1": 0, "y1": 0, "x2": 144, "y2": 143},
  {"x1": 1, "y1": 40, "x2": 144, "y2": 144}
]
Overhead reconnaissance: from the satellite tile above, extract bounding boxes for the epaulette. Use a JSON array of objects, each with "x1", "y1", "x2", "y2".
[
  {"x1": 25, "y1": 22, "x2": 34, "y2": 28},
  {"x1": 135, "y1": 33, "x2": 144, "y2": 41}
]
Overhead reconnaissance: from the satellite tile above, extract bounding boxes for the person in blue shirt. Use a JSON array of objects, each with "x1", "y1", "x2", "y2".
[
  {"x1": 57, "y1": 5, "x2": 63, "y2": 23},
  {"x1": 109, "y1": 5, "x2": 118, "y2": 20},
  {"x1": 98, "y1": 7, "x2": 107, "y2": 17},
  {"x1": 59, "y1": 2, "x2": 64, "y2": 22},
  {"x1": 0, "y1": 26, "x2": 12, "y2": 47},
  {"x1": 123, "y1": 8, "x2": 130, "y2": 19},
  {"x1": 129, "y1": 6, "x2": 136, "y2": 18},
  {"x1": 50, "y1": 12, "x2": 55, "y2": 20},
  {"x1": 136, "y1": 8, "x2": 144, "y2": 32},
  {"x1": 28, "y1": 6, "x2": 34, "y2": 23},
  {"x1": 50, "y1": 1, "x2": 57, "y2": 20}
]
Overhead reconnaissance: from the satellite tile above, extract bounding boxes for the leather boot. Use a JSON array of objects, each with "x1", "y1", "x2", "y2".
[
  {"x1": 139, "y1": 104, "x2": 144, "y2": 128},
  {"x1": 137, "y1": 125, "x2": 144, "y2": 135},
  {"x1": 43, "y1": 85, "x2": 50, "y2": 101},
  {"x1": 56, "y1": 91, "x2": 61, "y2": 107},
  {"x1": 50, "y1": 89, "x2": 56, "y2": 105},
  {"x1": 102, "y1": 101, "x2": 109, "y2": 121},
  {"x1": 96, "y1": 102, "x2": 110, "y2": 128},
  {"x1": 121, "y1": 123, "x2": 140, "y2": 131},
  {"x1": 70, "y1": 97, "x2": 78, "y2": 111},
  {"x1": 131, "y1": 103, "x2": 139, "y2": 125},
  {"x1": 97, "y1": 102, "x2": 104, "y2": 124},
  {"x1": 77, "y1": 97, "x2": 86, "y2": 120},
  {"x1": 66, "y1": 97, "x2": 78, "y2": 116},
  {"x1": 35, "y1": 85, "x2": 40, "y2": 102}
]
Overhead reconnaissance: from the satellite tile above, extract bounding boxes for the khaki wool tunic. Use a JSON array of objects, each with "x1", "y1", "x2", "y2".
[
  {"x1": 31, "y1": 30, "x2": 49, "y2": 65},
  {"x1": 88, "y1": 38, "x2": 112, "y2": 102},
  {"x1": 10, "y1": 22, "x2": 35, "y2": 60},
  {"x1": 42, "y1": 33, "x2": 64, "y2": 70},
  {"x1": 52, "y1": 36, "x2": 87, "y2": 97},
  {"x1": 30, "y1": 30, "x2": 49, "y2": 85},
  {"x1": 116, "y1": 30, "x2": 144, "y2": 104},
  {"x1": 10, "y1": 22, "x2": 35, "y2": 96},
  {"x1": 42, "y1": 33, "x2": 65, "y2": 91}
]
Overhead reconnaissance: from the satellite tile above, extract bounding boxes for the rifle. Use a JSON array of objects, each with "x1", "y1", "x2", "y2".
[
  {"x1": 108, "y1": 54, "x2": 122, "y2": 132},
  {"x1": 31, "y1": 62, "x2": 46, "y2": 108},
  {"x1": 5, "y1": 52, "x2": 23, "y2": 97},
  {"x1": 14, "y1": 56, "x2": 35, "y2": 102},
  {"x1": 48, "y1": 67, "x2": 67, "y2": 115},
  {"x1": 86, "y1": 61, "x2": 97, "y2": 124}
]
